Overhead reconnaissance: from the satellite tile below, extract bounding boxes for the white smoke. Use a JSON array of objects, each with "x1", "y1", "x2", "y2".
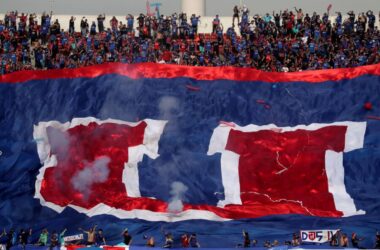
[
  {"x1": 71, "y1": 156, "x2": 111, "y2": 199},
  {"x1": 167, "y1": 181, "x2": 188, "y2": 213},
  {"x1": 46, "y1": 126, "x2": 70, "y2": 160},
  {"x1": 159, "y1": 96, "x2": 180, "y2": 120}
]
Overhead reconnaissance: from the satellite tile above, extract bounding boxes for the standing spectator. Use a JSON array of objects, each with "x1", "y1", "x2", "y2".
[
  {"x1": 37, "y1": 229, "x2": 48, "y2": 246},
  {"x1": 351, "y1": 232, "x2": 364, "y2": 248},
  {"x1": 375, "y1": 231, "x2": 380, "y2": 249},
  {"x1": 330, "y1": 230, "x2": 340, "y2": 246},
  {"x1": 243, "y1": 230, "x2": 250, "y2": 248},
  {"x1": 291, "y1": 233, "x2": 300, "y2": 246},
  {"x1": 189, "y1": 234, "x2": 200, "y2": 248},
  {"x1": 97, "y1": 14, "x2": 106, "y2": 33},
  {"x1": 19, "y1": 228, "x2": 32, "y2": 246},
  {"x1": 232, "y1": 5, "x2": 240, "y2": 27},
  {"x1": 69, "y1": 16, "x2": 75, "y2": 34},
  {"x1": 126, "y1": 14, "x2": 134, "y2": 32},
  {"x1": 163, "y1": 234, "x2": 173, "y2": 248},
  {"x1": 181, "y1": 234, "x2": 189, "y2": 248},
  {"x1": 212, "y1": 15, "x2": 220, "y2": 33},
  {"x1": 294, "y1": 7, "x2": 304, "y2": 24},
  {"x1": 95, "y1": 229, "x2": 106, "y2": 246},
  {"x1": 90, "y1": 21, "x2": 97, "y2": 35},
  {"x1": 79, "y1": 225, "x2": 97, "y2": 246},
  {"x1": 58, "y1": 229, "x2": 67, "y2": 246},
  {"x1": 366, "y1": 11, "x2": 376, "y2": 30},
  {"x1": 110, "y1": 16, "x2": 118, "y2": 33},
  {"x1": 190, "y1": 14, "x2": 200, "y2": 34},
  {"x1": 4, "y1": 229, "x2": 15, "y2": 250},
  {"x1": 146, "y1": 236, "x2": 155, "y2": 247},
  {"x1": 80, "y1": 17, "x2": 87, "y2": 36},
  {"x1": 50, "y1": 231, "x2": 59, "y2": 249},
  {"x1": 123, "y1": 229, "x2": 132, "y2": 246},
  {"x1": 340, "y1": 233, "x2": 349, "y2": 247}
]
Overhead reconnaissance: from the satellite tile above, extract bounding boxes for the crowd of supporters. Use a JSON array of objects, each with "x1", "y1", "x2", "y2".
[
  {"x1": 1, "y1": 226, "x2": 380, "y2": 249},
  {"x1": 0, "y1": 8, "x2": 379, "y2": 75}
]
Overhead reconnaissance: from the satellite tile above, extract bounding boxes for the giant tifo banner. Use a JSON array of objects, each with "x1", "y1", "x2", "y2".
[{"x1": 0, "y1": 63, "x2": 380, "y2": 247}]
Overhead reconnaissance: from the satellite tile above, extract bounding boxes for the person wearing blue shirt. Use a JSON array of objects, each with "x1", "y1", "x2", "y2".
[
  {"x1": 205, "y1": 41, "x2": 212, "y2": 53},
  {"x1": 190, "y1": 15, "x2": 200, "y2": 34},
  {"x1": 335, "y1": 12, "x2": 342, "y2": 27},
  {"x1": 96, "y1": 55, "x2": 103, "y2": 64},
  {"x1": 366, "y1": 11, "x2": 376, "y2": 29},
  {"x1": 291, "y1": 41, "x2": 299, "y2": 53},
  {"x1": 86, "y1": 37, "x2": 92, "y2": 51},
  {"x1": 309, "y1": 42, "x2": 316, "y2": 54},
  {"x1": 90, "y1": 22, "x2": 97, "y2": 35},
  {"x1": 314, "y1": 28, "x2": 320, "y2": 41},
  {"x1": 263, "y1": 13, "x2": 272, "y2": 23},
  {"x1": 212, "y1": 15, "x2": 220, "y2": 33},
  {"x1": 126, "y1": 14, "x2": 134, "y2": 32}
]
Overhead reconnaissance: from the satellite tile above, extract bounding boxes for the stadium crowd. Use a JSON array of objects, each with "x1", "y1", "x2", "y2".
[
  {"x1": 1, "y1": 226, "x2": 380, "y2": 249},
  {"x1": 0, "y1": 8, "x2": 379, "y2": 75}
]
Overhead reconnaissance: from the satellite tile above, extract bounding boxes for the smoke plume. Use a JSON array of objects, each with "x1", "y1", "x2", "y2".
[
  {"x1": 167, "y1": 181, "x2": 188, "y2": 213},
  {"x1": 71, "y1": 156, "x2": 111, "y2": 199}
]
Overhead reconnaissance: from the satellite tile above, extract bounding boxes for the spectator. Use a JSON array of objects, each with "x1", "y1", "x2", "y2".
[
  {"x1": 97, "y1": 14, "x2": 106, "y2": 33},
  {"x1": 4, "y1": 229, "x2": 14, "y2": 250},
  {"x1": 123, "y1": 229, "x2": 132, "y2": 246},
  {"x1": 96, "y1": 229, "x2": 106, "y2": 246},
  {"x1": 351, "y1": 232, "x2": 364, "y2": 248},
  {"x1": 37, "y1": 229, "x2": 48, "y2": 246},
  {"x1": 242, "y1": 230, "x2": 250, "y2": 248},
  {"x1": 189, "y1": 234, "x2": 200, "y2": 248},
  {"x1": 18, "y1": 228, "x2": 32, "y2": 246},
  {"x1": 79, "y1": 225, "x2": 97, "y2": 246},
  {"x1": 163, "y1": 234, "x2": 173, "y2": 248},
  {"x1": 58, "y1": 229, "x2": 67, "y2": 246},
  {"x1": 50, "y1": 231, "x2": 59, "y2": 249},
  {"x1": 181, "y1": 234, "x2": 189, "y2": 248},
  {"x1": 232, "y1": 5, "x2": 240, "y2": 27},
  {"x1": 146, "y1": 236, "x2": 155, "y2": 247},
  {"x1": 0, "y1": 8, "x2": 378, "y2": 75},
  {"x1": 190, "y1": 14, "x2": 200, "y2": 34},
  {"x1": 330, "y1": 230, "x2": 340, "y2": 246},
  {"x1": 69, "y1": 16, "x2": 75, "y2": 34},
  {"x1": 340, "y1": 233, "x2": 349, "y2": 247},
  {"x1": 375, "y1": 231, "x2": 380, "y2": 249},
  {"x1": 212, "y1": 15, "x2": 220, "y2": 33},
  {"x1": 80, "y1": 17, "x2": 88, "y2": 35},
  {"x1": 291, "y1": 233, "x2": 300, "y2": 246}
]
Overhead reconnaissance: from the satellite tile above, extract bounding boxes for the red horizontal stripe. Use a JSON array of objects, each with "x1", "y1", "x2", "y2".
[{"x1": 0, "y1": 62, "x2": 380, "y2": 84}]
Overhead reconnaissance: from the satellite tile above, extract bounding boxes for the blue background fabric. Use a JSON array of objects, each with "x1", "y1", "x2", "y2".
[
  {"x1": 0, "y1": 72, "x2": 380, "y2": 248},
  {"x1": 9, "y1": 245, "x2": 359, "y2": 250}
]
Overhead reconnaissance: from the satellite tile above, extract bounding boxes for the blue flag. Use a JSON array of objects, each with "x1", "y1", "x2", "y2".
[{"x1": 0, "y1": 63, "x2": 379, "y2": 248}]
